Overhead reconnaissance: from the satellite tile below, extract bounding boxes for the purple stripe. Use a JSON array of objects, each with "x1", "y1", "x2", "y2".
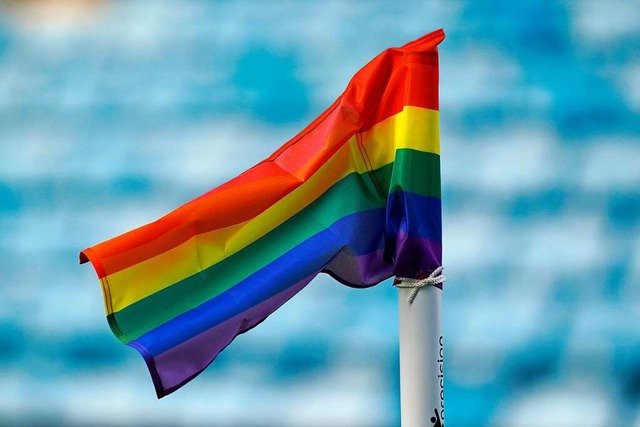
[
  {"x1": 392, "y1": 229, "x2": 443, "y2": 279},
  {"x1": 323, "y1": 249, "x2": 392, "y2": 286},
  {"x1": 323, "y1": 234, "x2": 442, "y2": 288},
  {"x1": 138, "y1": 234, "x2": 442, "y2": 397},
  {"x1": 144, "y1": 275, "x2": 315, "y2": 396}
]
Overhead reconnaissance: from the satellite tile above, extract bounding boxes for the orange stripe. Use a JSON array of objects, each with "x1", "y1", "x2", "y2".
[{"x1": 87, "y1": 107, "x2": 439, "y2": 314}]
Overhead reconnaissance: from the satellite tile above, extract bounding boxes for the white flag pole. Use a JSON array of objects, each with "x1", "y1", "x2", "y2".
[{"x1": 395, "y1": 267, "x2": 445, "y2": 427}]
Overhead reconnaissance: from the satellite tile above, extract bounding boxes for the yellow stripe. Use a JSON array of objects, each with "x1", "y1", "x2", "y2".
[
  {"x1": 105, "y1": 106, "x2": 439, "y2": 313},
  {"x1": 360, "y1": 104, "x2": 440, "y2": 165}
]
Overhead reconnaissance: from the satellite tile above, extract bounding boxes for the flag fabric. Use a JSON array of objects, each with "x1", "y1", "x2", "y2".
[{"x1": 80, "y1": 29, "x2": 445, "y2": 398}]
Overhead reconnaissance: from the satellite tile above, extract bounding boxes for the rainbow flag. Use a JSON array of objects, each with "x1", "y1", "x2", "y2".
[{"x1": 81, "y1": 29, "x2": 445, "y2": 398}]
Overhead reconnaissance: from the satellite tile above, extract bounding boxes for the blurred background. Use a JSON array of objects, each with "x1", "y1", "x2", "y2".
[{"x1": 0, "y1": 0, "x2": 638, "y2": 425}]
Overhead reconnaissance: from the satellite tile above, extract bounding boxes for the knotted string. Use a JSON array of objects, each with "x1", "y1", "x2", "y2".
[{"x1": 394, "y1": 266, "x2": 446, "y2": 303}]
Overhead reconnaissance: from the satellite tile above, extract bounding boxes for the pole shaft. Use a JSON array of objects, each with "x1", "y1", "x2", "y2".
[{"x1": 398, "y1": 282, "x2": 444, "y2": 427}]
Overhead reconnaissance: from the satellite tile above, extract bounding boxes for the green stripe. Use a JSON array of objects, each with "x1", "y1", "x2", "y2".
[
  {"x1": 374, "y1": 148, "x2": 441, "y2": 199},
  {"x1": 110, "y1": 149, "x2": 440, "y2": 341}
]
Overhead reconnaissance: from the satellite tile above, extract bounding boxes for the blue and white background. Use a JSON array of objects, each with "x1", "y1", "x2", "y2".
[{"x1": 0, "y1": 1, "x2": 638, "y2": 425}]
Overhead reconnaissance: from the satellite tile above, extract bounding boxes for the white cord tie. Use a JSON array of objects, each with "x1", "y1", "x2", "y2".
[{"x1": 394, "y1": 266, "x2": 445, "y2": 303}]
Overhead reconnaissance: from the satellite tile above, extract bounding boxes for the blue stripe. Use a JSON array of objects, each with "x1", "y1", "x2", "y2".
[
  {"x1": 136, "y1": 191, "x2": 440, "y2": 356},
  {"x1": 386, "y1": 189, "x2": 442, "y2": 242}
]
